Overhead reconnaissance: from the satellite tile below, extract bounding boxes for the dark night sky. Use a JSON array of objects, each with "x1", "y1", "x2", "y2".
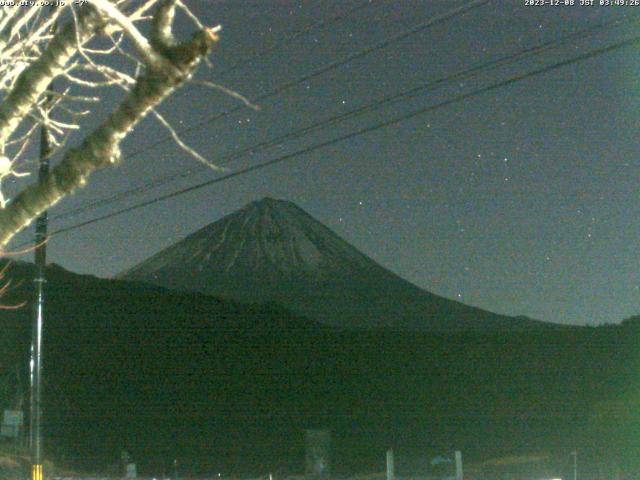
[{"x1": 7, "y1": 0, "x2": 640, "y2": 326}]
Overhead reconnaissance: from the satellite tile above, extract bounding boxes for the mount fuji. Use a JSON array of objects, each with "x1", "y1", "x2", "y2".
[{"x1": 120, "y1": 197, "x2": 556, "y2": 333}]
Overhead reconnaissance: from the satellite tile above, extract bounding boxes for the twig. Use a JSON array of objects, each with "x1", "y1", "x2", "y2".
[
  {"x1": 151, "y1": 107, "x2": 226, "y2": 172},
  {"x1": 190, "y1": 80, "x2": 260, "y2": 111}
]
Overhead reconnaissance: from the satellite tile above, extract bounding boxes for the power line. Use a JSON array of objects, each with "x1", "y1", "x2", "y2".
[
  {"x1": 32, "y1": 33, "x2": 640, "y2": 244},
  {"x1": 120, "y1": 0, "x2": 492, "y2": 160},
  {"x1": 51, "y1": 12, "x2": 639, "y2": 223},
  {"x1": 169, "y1": 0, "x2": 380, "y2": 104},
  {"x1": 51, "y1": 0, "x2": 492, "y2": 220}
]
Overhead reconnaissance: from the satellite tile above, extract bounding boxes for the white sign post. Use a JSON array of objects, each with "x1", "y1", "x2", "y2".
[{"x1": 1, "y1": 410, "x2": 23, "y2": 438}]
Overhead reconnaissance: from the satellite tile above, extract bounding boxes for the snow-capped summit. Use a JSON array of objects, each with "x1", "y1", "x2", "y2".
[
  {"x1": 123, "y1": 197, "x2": 377, "y2": 281},
  {"x1": 120, "y1": 198, "x2": 555, "y2": 333},
  {"x1": 184, "y1": 197, "x2": 376, "y2": 277}
]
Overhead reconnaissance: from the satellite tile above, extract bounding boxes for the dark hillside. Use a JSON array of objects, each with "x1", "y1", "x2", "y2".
[{"x1": 0, "y1": 262, "x2": 636, "y2": 477}]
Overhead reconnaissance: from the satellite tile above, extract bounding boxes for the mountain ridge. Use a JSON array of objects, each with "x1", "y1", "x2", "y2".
[
  {"x1": 0, "y1": 261, "x2": 636, "y2": 476},
  {"x1": 120, "y1": 197, "x2": 562, "y2": 333}
]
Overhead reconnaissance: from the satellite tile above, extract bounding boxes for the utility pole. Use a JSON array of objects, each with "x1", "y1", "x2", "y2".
[
  {"x1": 571, "y1": 450, "x2": 578, "y2": 480},
  {"x1": 30, "y1": 35, "x2": 54, "y2": 480}
]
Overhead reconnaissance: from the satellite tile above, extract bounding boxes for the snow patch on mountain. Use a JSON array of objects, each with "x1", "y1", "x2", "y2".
[{"x1": 119, "y1": 197, "x2": 555, "y2": 333}]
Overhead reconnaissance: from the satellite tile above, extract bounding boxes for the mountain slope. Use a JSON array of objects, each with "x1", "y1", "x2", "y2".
[
  {"x1": 120, "y1": 197, "x2": 556, "y2": 333},
  {"x1": 0, "y1": 261, "x2": 336, "y2": 475},
  {"x1": 0, "y1": 262, "x2": 636, "y2": 477}
]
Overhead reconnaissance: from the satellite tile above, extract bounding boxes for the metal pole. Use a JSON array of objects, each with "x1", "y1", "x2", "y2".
[
  {"x1": 455, "y1": 451, "x2": 463, "y2": 480},
  {"x1": 386, "y1": 449, "x2": 394, "y2": 480},
  {"x1": 571, "y1": 450, "x2": 577, "y2": 480},
  {"x1": 30, "y1": 53, "x2": 53, "y2": 480}
]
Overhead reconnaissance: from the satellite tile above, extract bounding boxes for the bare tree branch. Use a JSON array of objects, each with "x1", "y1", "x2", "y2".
[
  {"x1": 191, "y1": 79, "x2": 259, "y2": 111},
  {"x1": 0, "y1": 6, "x2": 103, "y2": 151},
  {"x1": 151, "y1": 107, "x2": 225, "y2": 172},
  {"x1": 0, "y1": 13, "x2": 220, "y2": 246},
  {"x1": 90, "y1": 0, "x2": 164, "y2": 68}
]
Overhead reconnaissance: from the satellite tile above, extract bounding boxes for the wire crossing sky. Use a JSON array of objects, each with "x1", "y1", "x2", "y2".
[
  {"x1": 9, "y1": 0, "x2": 640, "y2": 326},
  {"x1": 35, "y1": 29, "x2": 640, "y2": 241},
  {"x1": 47, "y1": 12, "x2": 640, "y2": 225}
]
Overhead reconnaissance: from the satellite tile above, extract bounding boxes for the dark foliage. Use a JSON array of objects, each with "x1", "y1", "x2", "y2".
[{"x1": 0, "y1": 262, "x2": 638, "y2": 478}]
